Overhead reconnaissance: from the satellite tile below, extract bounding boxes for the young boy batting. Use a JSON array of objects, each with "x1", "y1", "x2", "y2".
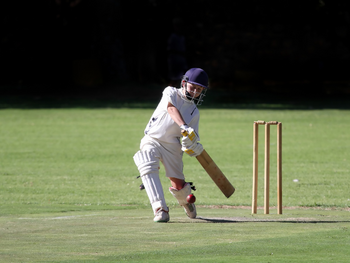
[{"x1": 133, "y1": 68, "x2": 208, "y2": 222}]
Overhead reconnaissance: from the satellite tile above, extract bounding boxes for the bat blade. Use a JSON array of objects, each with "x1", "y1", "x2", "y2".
[
  {"x1": 196, "y1": 149, "x2": 235, "y2": 198},
  {"x1": 181, "y1": 130, "x2": 235, "y2": 198}
]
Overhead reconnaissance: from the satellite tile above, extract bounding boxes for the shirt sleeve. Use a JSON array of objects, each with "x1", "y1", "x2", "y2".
[{"x1": 163, "y1": 87, "x2": 182, "y2": 110}]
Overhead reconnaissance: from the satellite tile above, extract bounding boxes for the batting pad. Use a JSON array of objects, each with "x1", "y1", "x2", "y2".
[
  {"x1": 133, "y1": 150, "x2": 168, "y2": 214},
  {"x1": 141, "y1": 173, "x2": 168, "y2": 214},
  {"x1": 133, "y1": 150, "x2": 159, "y2": 176},
  {"x1": 169, "y1": 182, "x2": 192, "y2": 206}
]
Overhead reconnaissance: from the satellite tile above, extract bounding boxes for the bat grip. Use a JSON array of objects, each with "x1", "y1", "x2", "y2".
[{"x1": 181, "y1": 130, "x2": 188, "y2": 137}]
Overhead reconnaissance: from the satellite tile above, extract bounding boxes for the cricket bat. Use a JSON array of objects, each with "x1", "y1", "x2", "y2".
[{"x1": 182, "y1": 131, "x2": 235, "y2": 198}]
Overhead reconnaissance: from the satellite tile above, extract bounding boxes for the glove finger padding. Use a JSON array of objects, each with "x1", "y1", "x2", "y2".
[
  {"x1": 181, "y1": 127, "x2": 199, "y2": 148},
  {"x1": 182, "y1": 136, "x2": 194, "y2": 148},
  {"x1": 182, "y1": 142, "x2": 203, "y2": 157}
]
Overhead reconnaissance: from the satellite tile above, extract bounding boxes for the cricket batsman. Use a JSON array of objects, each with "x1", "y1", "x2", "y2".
[{"x1": 133, "y1": 68, "x2": 208, "y2": 223}]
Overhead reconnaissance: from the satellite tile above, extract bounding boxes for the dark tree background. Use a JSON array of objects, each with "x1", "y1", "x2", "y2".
[{"x1": 1, "y1": 0, "x2": 350, "y2": 101}]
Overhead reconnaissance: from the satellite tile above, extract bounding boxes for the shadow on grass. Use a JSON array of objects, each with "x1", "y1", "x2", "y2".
[{"x1": 194, "y1": 216, "x2": 350, "y2": 224}]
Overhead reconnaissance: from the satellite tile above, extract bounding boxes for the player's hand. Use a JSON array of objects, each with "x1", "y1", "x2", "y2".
[
  {"x1": 182, "y1": 142, "x2": 203, "y2": 157},
  {"x1": 181, "y1": 127, "x2": 199, "y2": 148}
]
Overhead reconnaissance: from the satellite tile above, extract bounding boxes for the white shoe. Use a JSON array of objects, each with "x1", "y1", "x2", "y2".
[
  {"x1": 183, "y1": 203, "x2": 196, "y2": 219},
  {"x1": 154, "y1": 209, "x2": 170, "y2": 223}
]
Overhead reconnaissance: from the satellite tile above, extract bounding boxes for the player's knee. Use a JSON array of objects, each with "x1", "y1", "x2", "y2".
[
  {"x1": 169, "y1": 177, "x2": 186, "y2": 190},
  {"x1": 133, "y1": 150, "x2": 159, "y2": 176}
]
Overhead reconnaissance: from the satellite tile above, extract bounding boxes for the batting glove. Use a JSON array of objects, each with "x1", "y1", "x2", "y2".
[
  {"x1": 181, "y1": 127, "x2": 199, "y2": 148},
  {"x1": 182, "y1": 142, "x2": 203, "y2": 157}
]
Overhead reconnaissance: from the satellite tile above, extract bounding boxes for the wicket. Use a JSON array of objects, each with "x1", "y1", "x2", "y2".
[{"x1": 252, "y1": 120, "x2": 282, "y2": 214}]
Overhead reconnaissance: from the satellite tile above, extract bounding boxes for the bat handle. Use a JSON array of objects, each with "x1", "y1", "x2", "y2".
[{"x1": 181, "y1": 130, "x2": 188, "y2": 137}]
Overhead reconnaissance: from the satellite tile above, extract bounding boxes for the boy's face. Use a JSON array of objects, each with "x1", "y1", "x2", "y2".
[{"x1": 183, "y1": 82, "x2": 204, "y2": 98}]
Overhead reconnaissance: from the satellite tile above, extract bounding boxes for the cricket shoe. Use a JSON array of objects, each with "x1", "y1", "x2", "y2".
[
  {"x1": 182, "y1": 202, "x2": 196, "y2": 219},
  {"x1": 154, "y1": 209, "x2": 169, "y2": 223}
]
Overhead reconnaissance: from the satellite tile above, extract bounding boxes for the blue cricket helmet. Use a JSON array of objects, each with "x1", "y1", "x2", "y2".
[
  {"x1": 181, "y1": 68, "x2": 209, "y2": 105},
  {"x1": 182, "y1": 68, "x2": 209, "y2": 89}
]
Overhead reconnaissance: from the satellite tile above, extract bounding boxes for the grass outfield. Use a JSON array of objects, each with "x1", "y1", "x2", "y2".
[
  {"x1": 0, "y1": 102, "x2": 350, "y2": 261},
  {"x1": 1, "y1": 208, "x2": 349, "y2": 262}
]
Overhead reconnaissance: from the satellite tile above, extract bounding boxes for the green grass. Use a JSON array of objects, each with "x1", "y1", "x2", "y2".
[
  {"x1": 1, "y1": 105, "x2": 350, "y2": 262},
  {"x1": 1, "y1": 208, "x2": 349, "y2": 262}
]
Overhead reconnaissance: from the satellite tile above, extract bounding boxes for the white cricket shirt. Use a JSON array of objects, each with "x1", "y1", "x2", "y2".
[{"x1": 144, "y1": 87, "x2": 200, "y2": 144}]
